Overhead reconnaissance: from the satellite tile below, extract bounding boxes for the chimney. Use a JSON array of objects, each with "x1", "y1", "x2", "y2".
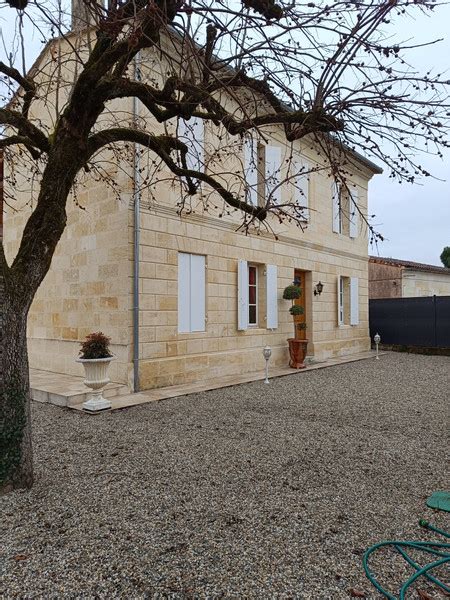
[{"x1": 71, "y1": 0, "x2": 98, "y2": 31}]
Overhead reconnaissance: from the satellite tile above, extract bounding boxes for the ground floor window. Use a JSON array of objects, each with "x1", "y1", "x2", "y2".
[
  {"x1": 238, "y1": 261, "x2": 278, "y2": 330},
  {"x1": 338, "y1": 276, "x2": 359, "y2": 326},
  {"x1": 248, "y1": 264, "x2": 258, "y2": 326}
]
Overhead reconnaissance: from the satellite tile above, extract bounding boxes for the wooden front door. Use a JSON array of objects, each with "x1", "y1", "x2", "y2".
[{"x1": 294, "y1": 269, "x2": 307, "y2": 339}]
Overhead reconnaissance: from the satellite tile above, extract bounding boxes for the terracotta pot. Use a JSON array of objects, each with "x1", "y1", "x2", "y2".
[{"x1": 287, "y1": 338, "x2": 308, "y2": 369}]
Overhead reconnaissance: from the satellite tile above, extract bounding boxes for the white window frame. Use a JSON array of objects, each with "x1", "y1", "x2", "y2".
[
  {"x1": 248, "y1": 264, "x2": 258, "y2": 327},
  {"x1": 339, "y1": 276, "x2": 345, "y2": 325}
]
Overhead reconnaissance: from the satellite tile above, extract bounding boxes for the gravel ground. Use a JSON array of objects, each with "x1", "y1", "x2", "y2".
[{"x1": 1, "y1": 353, "x2": 449, "y2": 599}]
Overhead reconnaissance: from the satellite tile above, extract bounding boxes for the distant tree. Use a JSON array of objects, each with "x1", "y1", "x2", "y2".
[
  {"x1": 440, "y1": 247, "x2": 450, "y2": 268},
  {"x1": 1, "y1": 0, "x2": 450, "y2": 493}
]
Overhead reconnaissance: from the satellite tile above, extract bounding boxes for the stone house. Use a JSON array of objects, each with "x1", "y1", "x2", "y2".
[
  {"x1": 2, "y1": 29, "x2": 382, "y2": 393},
  {"x1": 369, "y1": 256, "x2": 450, "y2": 299}
]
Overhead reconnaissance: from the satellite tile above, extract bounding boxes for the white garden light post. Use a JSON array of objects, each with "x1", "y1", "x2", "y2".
[{"x1": 263, "y1": 346, "x2": 272, "y2": 384}]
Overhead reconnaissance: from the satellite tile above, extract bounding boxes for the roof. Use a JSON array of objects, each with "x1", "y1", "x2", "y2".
[{"x1": 369, "y1": 256, "x2": 450, "y2": 275}]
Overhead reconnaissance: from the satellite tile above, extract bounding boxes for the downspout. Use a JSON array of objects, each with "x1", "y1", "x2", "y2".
[{"x1": 132, "y1": 53, "x2": 141, "y2": 392}]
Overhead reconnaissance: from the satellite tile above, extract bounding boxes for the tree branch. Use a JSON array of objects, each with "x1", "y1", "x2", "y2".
[
  {"x1": 0, "y1": 61, "x2": 36, "y2": 118},
  {"x1": 86, "y1": 127, "x2": 267, "y2": 221},
  {"x1": 0, "y1": 109, "x2": 49, "y2": 154},
  {"x1": 100, "y1": 76, "x2": 344, "y2": 138}
]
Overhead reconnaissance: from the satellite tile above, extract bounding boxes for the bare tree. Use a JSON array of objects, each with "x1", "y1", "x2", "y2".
[{"x1": 0, "y1": 0, "x2": 449, "y2": 492}]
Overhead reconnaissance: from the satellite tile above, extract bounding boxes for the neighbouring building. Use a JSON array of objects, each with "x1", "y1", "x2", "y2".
[
  {"x1": 2, "y1": 27, "x2": 382, "y2": 392},
  {"x1": 369, "y1": 256, "x2": 450, "y2": 299}
]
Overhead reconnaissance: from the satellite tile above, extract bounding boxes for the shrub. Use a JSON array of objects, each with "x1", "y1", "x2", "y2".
[
  {"x1": 79, "y1": 332, "x2": 113, "y2": 359},
  {"x1": 282, "y1": 284, "x2": 302, "y2": 300},
  {"x1": 289, "y1": 304, "x2": 304, "y2": 316}
]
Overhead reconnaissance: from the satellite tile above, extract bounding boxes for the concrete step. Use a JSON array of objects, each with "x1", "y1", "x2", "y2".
[{"x1": 30, "y1": 369, "x2": 130, "y2": 408}]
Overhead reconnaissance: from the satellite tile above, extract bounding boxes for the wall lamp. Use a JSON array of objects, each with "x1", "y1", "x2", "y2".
[{"x1": 313, "y1": 281, "x2": 324, "y2": 296}]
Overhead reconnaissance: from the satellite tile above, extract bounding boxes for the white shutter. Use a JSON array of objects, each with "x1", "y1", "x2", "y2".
[
  {"x1": 332, "y1": 181, "x2": 341, "y2": 233},
  {"x1": 178, "y1": 253, "x2": 205, "y2": 333},
  {"x1": 294, "y1": 158, "x2": 309, "y2": 219},
  {"x1": 178, "y1": 252, "x2": 191, "y2": 333},
  {"x1": 190, "y1": 254, "x2": 206, "y2": 331},
  {"x1": 266, "y1": 264, "x2": 278, "y2": 329},
  {"x1": 349, "y1": 188, "x2": 359, "y2": 239},
  {"x1": 178, "y1": 118, "x2": 204, "y2": 173},
  {"x1": 337, "y1": 276, "x2": 343, "y2": 326},
  {"x1": 265, "y1": 145, "x2": 282, "y2": 204},
  {"x1": 350, "y1": 277, "x2": 359, "y2": 325},
  {"x1": 244, "y1": 136, "x2": 258, "y2": 205},
  {"x1": 237, "y1": 260, "x2": 249, "y2": 330}
]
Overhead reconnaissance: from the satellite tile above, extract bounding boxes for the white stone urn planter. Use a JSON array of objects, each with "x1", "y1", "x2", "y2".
[{"x1": 76, "y1": 357, "x2": 115, "y2": 412}]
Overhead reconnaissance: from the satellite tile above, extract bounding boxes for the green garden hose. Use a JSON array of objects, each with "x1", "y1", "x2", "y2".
[{"x1": 363, "y1": 520, "x2": 450, "y2": 599}]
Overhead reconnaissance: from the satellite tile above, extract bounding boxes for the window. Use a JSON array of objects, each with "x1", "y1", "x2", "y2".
[
  {"x1": 244, "y1": 137, "x2": 282, "y2": 206},
  {"x1": 333, "y1": 182, "x2": 359, "y2": 238},
  {"x1": 248, "y1": 264, "x2": 258, "y2": 326},
  {"x1": 178, "y1": 253, "x2": 206, "y2": 333},
  {"x1": 244, "y1": 135, "x2": 259, "y2": 205},
  {"x1": 238, "y1": 261, "x2": 278, "y2": 330},
  {"x1": 264, "y1": 145, "x2": 282, "y2": 204},
  {"x1": 337, "y1": 276, "x2": 359, "y2": 326},
  {"x1": 293, "y1": 157, "x2": 310, "y2": 221},
  {"x1": 177, "y1": 118, "x2": 204, "y2": 173}
]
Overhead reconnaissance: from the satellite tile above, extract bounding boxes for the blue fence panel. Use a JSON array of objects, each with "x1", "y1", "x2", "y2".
[{"x1": 436, "y1": 296, "x2": 450, "y2": 348}]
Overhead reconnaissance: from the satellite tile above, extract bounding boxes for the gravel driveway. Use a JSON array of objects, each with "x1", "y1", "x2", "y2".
[{"x1": 1, "y1": 353, "x2": 449, "y2": 599}]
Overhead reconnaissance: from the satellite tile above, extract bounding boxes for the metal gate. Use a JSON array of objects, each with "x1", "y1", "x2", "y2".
[{"x1": 369, "y1": 296, "x2": 450, "y2": 348}]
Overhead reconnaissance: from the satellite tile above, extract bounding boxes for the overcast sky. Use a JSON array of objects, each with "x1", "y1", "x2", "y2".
[
  {"x1": 1, "y1": 2, "x2": 449, "y2": 266},
  {"x1": 368, "y1": 5, "x2": 450, "y2": 266}
]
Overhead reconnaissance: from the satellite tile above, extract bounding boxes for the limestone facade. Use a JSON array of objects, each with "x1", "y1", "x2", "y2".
[
  {"x1": 4, "y1": 163, "x2": 376, "y2": 389},
  {"x1": 2, "y1": 34, "x2": 380, "y2": 390}
]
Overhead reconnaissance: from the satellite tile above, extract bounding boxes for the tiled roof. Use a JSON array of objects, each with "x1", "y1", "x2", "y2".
[{"x1": 369, "y1": 256, "x2": 450, "y2": 275}]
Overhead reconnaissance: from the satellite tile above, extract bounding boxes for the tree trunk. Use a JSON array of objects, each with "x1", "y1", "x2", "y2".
[
  {"x1": 0, "y1": 281, "x2": 33, "y2": 493},
  {"x1": 0, "y1": 145, "x2": 82, "y2": 494}
]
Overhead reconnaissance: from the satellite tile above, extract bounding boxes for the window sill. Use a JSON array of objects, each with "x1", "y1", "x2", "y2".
[{"x1": 240, "y1": 327, "x2": 273, "y2": 334}]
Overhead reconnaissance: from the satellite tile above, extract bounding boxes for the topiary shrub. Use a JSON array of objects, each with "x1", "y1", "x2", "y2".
[
  {"x1": 282, "y1": 284, "x2": 302, "y2": 300},
  {"x1": 289, "y1": 304, "x2": 304, "y2": 316},
  {"x1": 283, "y1": 280, "x2": 307, "y2": 339},
  {"x1": 79, "y1": 332, "x2": 113, "y2": 359}
]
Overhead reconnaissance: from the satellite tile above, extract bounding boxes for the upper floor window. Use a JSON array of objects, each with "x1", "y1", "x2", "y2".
[
  {"x1": 177, "y1": 118, "x2": 205, "y2": 174},
  {"x1": 292, "y1": 157, "x2": 310, "y2": 221},
  {"x1": 244, "y1": 136, "x2": 283, "y2": 206},
  {"x1": 332, "y1": 182, "x2": 359, "y2": 238}
]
